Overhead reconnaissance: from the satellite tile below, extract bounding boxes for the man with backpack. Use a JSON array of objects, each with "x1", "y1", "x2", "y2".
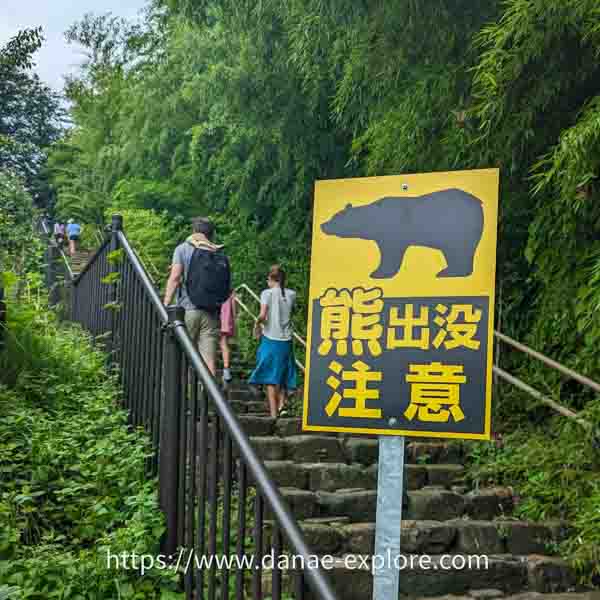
[{"x1": 163, "y1": 217, "x2": 231, "y2": 377}]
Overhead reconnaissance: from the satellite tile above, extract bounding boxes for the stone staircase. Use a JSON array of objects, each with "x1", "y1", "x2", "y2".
[
  {"x1": 218, "y1": 361, "x2": 595, "y2": 600},
  {"x1": 69, "y1": 250, "x2": 92, "y2": 276}
]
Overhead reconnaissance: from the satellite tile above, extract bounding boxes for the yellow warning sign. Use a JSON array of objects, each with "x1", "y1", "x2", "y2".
[{"x1": 302, "y1": 169, "x2": 499, "y2": 439}]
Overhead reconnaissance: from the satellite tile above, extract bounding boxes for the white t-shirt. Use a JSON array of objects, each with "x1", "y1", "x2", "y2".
[{"x1": 260, "y1": 287, "x2": 296, "y2": 341}]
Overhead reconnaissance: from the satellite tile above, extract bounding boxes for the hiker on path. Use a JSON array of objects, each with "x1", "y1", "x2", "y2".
[
  {"x1": 66, "y1": 219, "x2": 82, "y2": 256},
  {"x1": 249, "y1": 265, "x2": 297, "y2": 419},
  {"x1": 53, "y1": 221, "x2": 66, "y2": 248},
  {"x1": 163, "y1": 217, "x2": 231, "y2": 377},
  {"x1": 220, "y1": 292, "x2": 237, "y2": 384}
]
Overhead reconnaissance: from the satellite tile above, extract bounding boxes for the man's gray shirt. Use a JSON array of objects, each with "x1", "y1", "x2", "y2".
[{"x1": 172, "y1": 242, "x2": 197, "y2": 311}]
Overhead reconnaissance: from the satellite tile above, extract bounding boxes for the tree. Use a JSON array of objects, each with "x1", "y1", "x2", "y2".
[
  {"x1": 0, "y1": 28, "x2": 64, "y2": 203},
  {"x1": 51, "y1": 0, "x2": 600, "y2": 380}
]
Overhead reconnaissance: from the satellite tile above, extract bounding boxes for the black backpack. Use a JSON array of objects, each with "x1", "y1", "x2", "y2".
[{"x1": 186, "y1": 246, "x2": 231, "y2": 312}]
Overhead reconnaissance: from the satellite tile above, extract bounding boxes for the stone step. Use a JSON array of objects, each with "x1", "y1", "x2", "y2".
[
  {"x1": 238, "y1": 415, "x2": 276, "y2": 437},
  {"x1": 412, "y1": 593, "x2": 598, "y2": 600},
  {"x1": 250, "y1": 435, "x2": 466, "y2": 466},
  {"x1": 408, "y1": 487, "x2": 514, "y2": 521},
  {"x1": 295, "y1": 554, "x2": 578, "y2": 600},
  {"x1": 264, "y1": 460, "x2": 465, "y2": 492},
  {"x1": 271, "y1": 487, "x2": 377, "y2": 521},
  {"x1": 242, "y1": 400, "x2": 269, "y2": 414},
  {"x1": 275, "y1": 417, "x2": 303, "y2": 437},
  {"x1": 264, "y1": 486, "x2": 515, "y2": 522},
  {"x1": 227, "y1": 384, "x2": 304, "y2": 403},
  {"x1": 213, "y1": 399, "x2": 265, "y2": 414},
  {"x1": 250, "y1": 435, "x2": 346, "y2": 463},
  {"x1": 216, "y1": 368, "x2": 250, "y2": 380},
  {"x1": 229, "y1": 400, "x2": 248, "y2": 414},
  {"x1": 344, "y1": 437, "x2": 465, "y2": 466},
  {"x1": 290, "y1": 519, "x2": 568, "y2": 557},
  {"x1": 227, "y1": 385, "x2": 260, "y2": 400}
]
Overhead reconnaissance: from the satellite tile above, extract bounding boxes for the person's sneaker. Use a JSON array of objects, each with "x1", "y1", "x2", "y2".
[{"x1": 222, "y1": 368, "x2": 232, "y2": 384}]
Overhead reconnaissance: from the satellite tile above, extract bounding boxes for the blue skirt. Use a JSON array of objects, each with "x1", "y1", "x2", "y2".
[{"x1": 249, "y1": 336, "x2": 297, "y2": 390}]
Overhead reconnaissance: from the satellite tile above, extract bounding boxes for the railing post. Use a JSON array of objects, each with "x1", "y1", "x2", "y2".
[
  {"x1": 0, "y1": 285, "x2": 6, "y2": 351},
  {"x1": 109, "y1": 214, "x2": 123, "y2": 364},
  {"x1": 160, "y1": 306, "x2": 184, "y2": 556},
  {"x1": 44, "y1": 218, "x2": 61, "y2": 308},
  {"x1": 47, "y1": 244, "x2": 60, "y2": 307},
  {"x1": 44, "y1": 218, "x2": 54, "y2": 291}
]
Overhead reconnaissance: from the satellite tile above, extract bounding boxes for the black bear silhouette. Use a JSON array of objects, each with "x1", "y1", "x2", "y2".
[{"x1": 320, "y1": 188, "x2": 484, "y2": 279}]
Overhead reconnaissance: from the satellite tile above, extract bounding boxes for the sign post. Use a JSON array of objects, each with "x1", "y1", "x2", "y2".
[
  {"x1": 302, "y1": 169, "x2": 499, "y2": 598},
  {"x1": 373, "y1": 435, "x2": 405, "y2": 599}
]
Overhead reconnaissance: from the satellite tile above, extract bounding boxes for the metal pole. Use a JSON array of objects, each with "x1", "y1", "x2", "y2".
[
  {"x1": 493, "y1": 278, "x2": 503, "y2": 386},
  {"x1": 114, "y1": 231, "x2": 339, "y2": 600},
  {"x1": 159, "y1": 306, "x2": 184, "y2": 556},
  {"x1": 45, "y1": 218, "x2": 54, "y2": 291},
  {"x1": 47, "y1": 244, "x2": 59, "y2": 306},
  {"x1": 373, "y1": 436, "x2": 405, "y2": 599},
  {"x1": 171, "y1": 320, "x2": 339, "y2": 600},
  {"x1": 109, "y1": 214, "x2": 123, "y2": 363},
  {"x1": 0, "y1": 285, "x2": 5, "y2": 351},
  {"x1": 493, "y1": 365, "x2": 593, "y2": 430},
  {"x1": 494, "y1": 331, "x2": 600, "y2": 394}
]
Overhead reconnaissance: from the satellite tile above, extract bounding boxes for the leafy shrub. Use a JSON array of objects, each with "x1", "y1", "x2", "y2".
[
  {"x1": 104, "y1": 203, "x2": 187, "y2": 287},
  {"x1": 0, "y1": 171, "x2": 44, "y2": 276},
  {"x1": 0, "y1": 287, "x2": 182, "y2": 599},
  {"x1": 465, "y1": 401, "x2": 600, "y2": 583}
]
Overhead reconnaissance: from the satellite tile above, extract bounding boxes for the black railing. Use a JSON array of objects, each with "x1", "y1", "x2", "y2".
[
  {"x1": 40, "y1": 218, "x2": 74, "y2": 311},
  {"x1": 41, "y1": 215, "x2": 339, "y2": 600},
  {"x1": 0, "y1": 284, "x2": 5, "y2": 351}
]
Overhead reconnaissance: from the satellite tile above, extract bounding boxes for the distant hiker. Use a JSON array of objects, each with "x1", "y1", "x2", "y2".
[
  {"x1": 66, "y1": 219, "x2": 82, "y2": 256},
  {"x1": 163, "y1": 217, "x2": 231, "y2": 377},
  {"x1": 249, "y1": 265, "x2": 297, "y2": 419},
  {"x1": 53, "y1": 221, "x2": 66, "y2": 247},
  {"x1": 220, "y1": 292, "x2": 237, "y2": 384}
]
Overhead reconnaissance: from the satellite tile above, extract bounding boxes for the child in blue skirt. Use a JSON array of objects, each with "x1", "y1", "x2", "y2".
[{"x1": 249, "y1": 265, "x2": 297, "y2": 418}]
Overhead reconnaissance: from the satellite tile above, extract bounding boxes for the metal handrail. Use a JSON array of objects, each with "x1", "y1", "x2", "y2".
[
  {"x1": 115, "y1": 231, "x2": 337, "y2": 600},
  {"x1": 117, "y1": 232, "x2": 168, "y2": 320},
  {"x1": 492, "y1": 366, "x2": 594, "y2": 432},
  {"x1": 494, "y1": 330, "x2": 600, "y2": 394},
  {"x1": 49, "y1": 217, "x2": 338, "y2": 600},
  {"x1": 236, "y1": 282, "x2": 600, "y2": 436},
  {"x1": 71, "y1": 237, "x2": 111, "y2": 284},
  {"x1": 94, "y1": 227, "x2": 104, "y2": 247}
]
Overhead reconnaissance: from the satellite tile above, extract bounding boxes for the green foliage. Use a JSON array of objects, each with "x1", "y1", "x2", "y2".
[
  {"x1": 466, "y1": 403, "x2": 600, "y2": 581},
  {"x1": 0, "y1": 290, "x2": 182, "y2": 599},
  {"x1": 48, "y1": 0, "x2": 600, "y2": 583},
  {"x1": 0, "y1": 28, "x2": 63, "y2": 198},
  {"x1": 0, "y1": 586, "x2": 20, "y2": 600},
  {"x1": 105, "y1": 203, "x2": 187, "y2": 286},
  {"x1": 0, "y1": 28, "x2": 42, "y2": 73},
  {"x1": 470, "y1": 0, "x2": 600, "y2": 389},
  {"x1": 0, "y1": 172, "x2": 44, "y2": 276}
]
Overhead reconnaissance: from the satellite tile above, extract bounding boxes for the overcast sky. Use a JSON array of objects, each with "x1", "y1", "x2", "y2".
[{"x1": 0, "y1": 1, "x2": 148, "y2": 92}]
